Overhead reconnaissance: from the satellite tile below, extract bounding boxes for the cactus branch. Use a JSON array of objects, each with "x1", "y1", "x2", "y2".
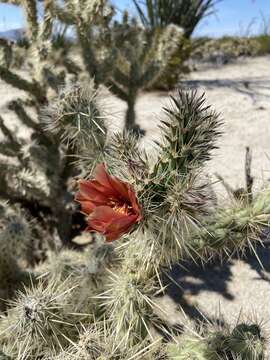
[{"x1": 0, "y1": 66, "x2": 46, "y2": 103}]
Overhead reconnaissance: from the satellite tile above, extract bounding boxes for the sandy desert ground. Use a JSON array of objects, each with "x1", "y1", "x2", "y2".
[
  {"x1": 1, "y1": 56, "x2": 270, "y2": 333},
  {"x1": 112, "y1": 56, "x2": 270, "y2": 196}
]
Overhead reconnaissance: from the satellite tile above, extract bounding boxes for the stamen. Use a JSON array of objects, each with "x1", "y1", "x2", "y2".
[{"x1": 113, "y1": 203, "x2": 131, "y2": 215}]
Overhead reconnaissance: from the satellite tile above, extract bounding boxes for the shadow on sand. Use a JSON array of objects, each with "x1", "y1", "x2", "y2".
[
  {"x1": 181, "y1": 77, "x2": 270, "y2": 104},
  {"x1": 162, "y1": 242, "x2": 270, "y2": 324}
]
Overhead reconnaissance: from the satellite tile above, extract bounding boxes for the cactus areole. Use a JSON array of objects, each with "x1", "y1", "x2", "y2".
[{"x1": 75, "y1": 164, "x2": 142, "y2": 241}]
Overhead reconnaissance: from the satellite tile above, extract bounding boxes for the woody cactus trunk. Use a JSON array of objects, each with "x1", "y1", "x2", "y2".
[{"x1": 0, "y1": 86, "x2": 269, "y2": 358}]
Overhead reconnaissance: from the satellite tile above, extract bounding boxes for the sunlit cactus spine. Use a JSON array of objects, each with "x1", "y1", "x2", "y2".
[
  {"x1": 0, "y1": 278, "x2": 80, "y2": 358},
  {"x1": 46, "y1": 324, "x2": 163, "y2": 359},
  {"x1": 35, "y1": 236, "x2": 116, "y2": 317},
  {"x1": 42, "y1": 80, "x2": 108, "y2": 173},
  {"x1": 0, "y1": 344, "x2": 13, "y2": 360},
  {"x1": 72, "y1": 89, "x2": 270, "y2": 355},
  {"x1": 167, "y1": 319, "x2": 265, "y2": 360},
  {"x1": 1, "y1": 75, "x2": 270, "y2": 358},
  {"x1": 100, "y1": 266, "x2": 163, "y2": 347},
  {"x1": 0, "y1": 79, "x2": 108, "y2": 248},
  {"x1": 226, "y1": 323, "x2": 265, "y2": 360},
  {"x1": 52, "y1": 323, "x2": 128, "y2": 359}
]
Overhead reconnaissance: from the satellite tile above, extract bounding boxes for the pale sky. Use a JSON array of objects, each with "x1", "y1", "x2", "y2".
[{"x1": 0, "y1": 0, "x2": 270, "y2": 37}]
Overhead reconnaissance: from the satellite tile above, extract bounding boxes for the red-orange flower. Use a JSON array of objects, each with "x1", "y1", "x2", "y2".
[{"x1": 75, "y1": 164, "x2": 142, "y2": 241}]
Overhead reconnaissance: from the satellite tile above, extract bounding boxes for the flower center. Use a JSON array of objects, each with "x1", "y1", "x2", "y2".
[{"x1": 110, "y1": 200, "x2": 132, "y2": 216}]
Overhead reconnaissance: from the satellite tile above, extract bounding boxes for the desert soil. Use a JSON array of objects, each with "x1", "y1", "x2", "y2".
[{"x1": 1, "y1": 56, "x2": 270, "y2": 333}]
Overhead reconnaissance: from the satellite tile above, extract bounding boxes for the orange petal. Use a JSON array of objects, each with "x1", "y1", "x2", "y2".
[
  {"x1": 88, "y1": 206, "x2": 126, "y2": 224},
  {"x1": 108, "y1": 176, "x2": 131, "y2": 201},
  {"x1": 87, "y1": 206, "x2": 138, "y2": 241},
  {"x1": 94, "y1": 164, "x2": 131, "y2": 201},
  {"x1": 94, "y1": 164, "x2": 114, "y2": 190},
  {"x1": 89, "y1": 180, "x2": 118, "y2": 198},
  {"x1": 78, "y1": 200, "x2": 96, "y2": 215},
  {"x1": 76, "y1": 180, "x2": 108, "y2": 204}
]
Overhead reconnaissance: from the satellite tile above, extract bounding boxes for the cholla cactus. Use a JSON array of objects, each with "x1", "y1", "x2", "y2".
[
  {"x1": 0, "y1": 0, "x2": 110, "y2": 249},
  {"x1": 0, "y1": 344, "x2": 14, "y2": 359},
  {"x1": 168, "y1": 317, "x2": 266, "y2": 360},
  {"x1": 188, "y1": 175, "x2": 270, "y2": 261},
  {"x1": 133, "y1": 0, "x2": 217, "y2": 39},
  {"x1": 168, "y1": 337, "x2": 220, "y2": 360},
  {"x1": 0, "y1": 279, "x2": 79, "y2": 357},
  {"x1": 0, "y1": 203, "x2": 34, "y2": 308},
  {"x1": 107, "y1": 15, "x2": 184, "y2": 134},
  {"x1": 53, "y1": 323, "x2": 130, "y2": 359},
  {"x1": 0, "y1": 39, "x2": 13, "y2": 69},
  {"x1": 0, "y1": 80, "x2": 107, "y2": 249},
  {"x1": 55, "y1": 2, "x2": 184, "y2": 133},
  {"x1": 227, "y1": 323, "x2": 265, "y2": 359},
  {"x1": 71, "y1": 88, "x2": 270, "y2": 355},
  {"x1": 55, "y1": 0, "x2": 115, "y2": 86},
  {"x1": 1, "y1": 81, "x2": 270, "y2": 358},
  {"x1": 45, "y1": 324, "x2": 163, "y2": 359},
  {"x1": 42, "y1": 80, "x2": 108, "y2": 170},
  {"x1": 0, "y1": 0, "x2": 57, "y2": 108},
  {"x1": 35, "y1": 235, "x2": 116, "y2": 315}
]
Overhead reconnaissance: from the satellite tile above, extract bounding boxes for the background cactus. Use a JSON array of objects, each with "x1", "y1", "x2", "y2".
[
  {"x1": 132, "y1": 0, "x2": 218, "y2": 89},
  {"x1": 55, "y1": 1, "x2": 185, "y2": 133},
  {"x1": 0, "y1": 80, "x2": 107, "y2": 250},
  {"x1": 105, "y1": 15, "x2": 184, "y2": 133},
  {"x1": 0, "y1": 39, "x2": 13, "y2": 69},
  {"x1": 0, "y1": 203, "x2": 34, "y2": 310}
]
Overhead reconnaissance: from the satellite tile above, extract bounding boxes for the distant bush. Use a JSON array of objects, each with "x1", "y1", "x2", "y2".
[
  {"x1": 192, "y1": 36, "x2": 260, "y2": 65},
  {"x1": 250, "y1": 34, "x2": 270, "y2": 55}
]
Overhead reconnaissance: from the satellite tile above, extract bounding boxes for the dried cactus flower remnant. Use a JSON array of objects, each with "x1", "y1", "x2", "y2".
[{"x1": 75, "y1": 164, "x2": 142, "y2": 241}]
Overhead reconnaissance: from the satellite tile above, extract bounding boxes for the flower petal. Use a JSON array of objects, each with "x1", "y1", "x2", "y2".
[
  {"x1": 78, "y1": 200, "x2": 96, "y2": 214},
  {"x1": 86, "y1": 206, "x2": 138, "y2": 241},
  {"x1": 108, "y1": 177, "x2": 131, "y2": 201},
  {"x1": 104, "y1": 215, "x2": 138, "y2": 241},
  {"x1": 94, "y1": 164, "x2": 132, "y2": 201},
  {"x1": 76, "y1": 180, "x2": 108, "y2": 204},
  {"x1": 88, "y1": 206, "x2": 128, "y2": 227},
  {"x1": 94, "y1": 164, "x2": 115, "y2": 190},
  {"x1": 76, "y1": 163, "x2": 143, "y2": 241}
]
